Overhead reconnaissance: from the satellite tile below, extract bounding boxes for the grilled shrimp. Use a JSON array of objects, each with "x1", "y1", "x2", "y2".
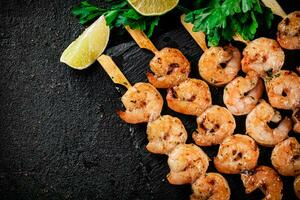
[
  {"x1": 295, "y1": 175, "x2": 300, "y2": 199},
  {"x1": 117, "y1": 83, "x2": 163, "y2": 124},
  {"x1": 246, "y1": 101, "x2": 292, "y2": 146},
  {"x1": 241, "y1": 166, "x2": 283, "y2": 200},
  {"x1": 265, "y1": 70, "x2": 300, "y2": 110},
  {"x1": 167, "y1": 144, "x2": 209, "y2": 185},
  {"x1": 214, "y1": 134, "x2": 259, "y2": 174},
  {"x1": 293, "y1": 108, "x2": 300, "y2": 133},
  {"x1": 223, "y1": 71, "x2": 263, "y2": 116},
  {"x1": 166, "y1": 79, "x2": 212, "y2": 116},
  {"x1": 241, "y1": 37, "x2": 284, "y2": 77},
  {"x1": 193, "y1": 105, "x2": 236, "y2": 146},
  {"x1": 277, "y1": 11, "x2": 300, "y2": 50},
  {"x1": 190, "y1": 173, "x2": 231, "y2": 200},
  {"x1": 147, "y1": 48, "x2": 190, "y2": 88},
  {"x1": 198, "y1": 45, "x2": 241, "y2": 87},
  {"x1": 271, "y1": 137, "x2": 300, "y2": 176},
  {"x1": 146, "y1": 115, "x2": 188, "y2": 155}
]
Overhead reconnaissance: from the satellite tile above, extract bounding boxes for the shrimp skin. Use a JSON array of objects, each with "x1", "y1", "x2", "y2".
[
  {"x1": 190, "y1": 173, "x2": 231, "y2": 200},
  {"x1": 166, "y1": 79, "x2": 212, "y2": 116},
  {"x1": 241, "y1": 37, "x2": 284, "y2": 77},
  {"x1": 193, "y1": 105, "x2": 236, "y2": 146},
  {"x1": 198, "y1": 45, "x2": 241, "y2": 87},
  {"x1": 293, "y1": 108, "x2": 300, "y2": 134},
  {"x1": 265, "y1": 70, "x2": 300, "y2": 110},
  {"x1": 146, "y1": 115, "x2": 188, "y2": 155},
  {"x1": 147, "y1": 48, "x2": 190, "y2": 88},
  {"x1": 246, "y1": 101, "x2": 292, "y2": 147},
  {"x1": 277, "y1": 11, "x2": 300, "y2": 50},
  {"x1": 167, "y1": 144, "x2": 209, "y2": 185},
  {"x1": 223, "y1": 71, "x2": 263, "y2": 116},
  {"x1": 271, "y1": 137, "x2": 300, "y2": 176},
  {"x1": 214, "y1": 134, "x2": 259, "y2": 174},
  {"x1": 117, "y1": 83, "x2": 163, "y2": 124},
  {"x1": 241, "y1": 166, "x2": 283, "y2": 200},
  {"x1": 295, "y1": 175, "x2": 300, "y2": 199}
]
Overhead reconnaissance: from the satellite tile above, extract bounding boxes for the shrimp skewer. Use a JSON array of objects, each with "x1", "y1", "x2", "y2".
[
  {"x1": 214, "y1": 134, "x2": 259, "y2": 174},
  {"x1": 241, "y1": 37, "x2": 285, "y2": 77},
  {"x1": 241, "y1": 166, "x2": 283, "y2": 200},
  {"x1": 271, "y1": 137, "x2": 300, "y2": 176},
  {"x1": 265, "y1": 70, "x2": 300, "y2": 110},
  {"x1": 166, "y1": 78, "x2": 212, "y2": 116},
  {"x1": 180, "y1": 15, "x2": 241, "y2": 87},
  {"x1": 126, "y1": 27, "x2": 190, "y2": 88},
  {"x1": 146, "y1": 115, "x2": 188, "y2": 155},
  {"x1": 246, "y1": 100, "x2": 292, "y2": 147},
  {"x1": 98, "y1": 55, "x2": 163, "y2": 124},
  {"x1": 241, "y1": 1, "x2": 299, "y2": 76},
  {"x1": 147, "y1": 47, "x2": 190, "y2": 88},
  {"x1": 190, "y1": 173, "x2": 231, "y2": 200},
  {"x1": 167, "y1": 144, "x2": 209, "y2": 185},
  {"x1": 117, "y1": 82, "x2": 163, "y2": 124},
  {"x1": 220, "y1": 2, "x2": 296, "y2": 76},
  {"x1": 193, "y1": 105, "x2": 236, "y2": 146},
  {"x1": 223, "y1": 71, "x2": 263, "y2": 116},
  {"x1": 198, "y1": 45, "x2": 241, "y2": 86},
  {"x1": 277, "y1": 11, "x2": 300, "y2": 50},
  {"x1": 261, "y1": 0, "x2": 300, "y2": 49}
]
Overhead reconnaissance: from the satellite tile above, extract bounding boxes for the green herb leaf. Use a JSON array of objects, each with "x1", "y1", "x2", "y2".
[
  {"x1": 122, "y1": 9, "x2": 142, "y2": 20},
  {"x1": 72, "y1": 0, "x2": 160, "y2": 38},
  {"x1": 249, "y1": 11, "x2": 258, "y2": 35},
  {"x1": 242, "y1": 0, "x2": 252, "y2": 13},
  {"x1": 105, "y1": 10, "x2": 119, "y2": 26},
  {"x1": 185, "y1": 0, "x2": 274, "y2": 46},
  {"x1": 253, "y1": 0, "x2": 262, "y2": 13},
  {"x1": 222, "y1": 0, "x2": 241, "y2": 16},
  {"x1": 147, "y1": 17, "x2": 159, "y2": 38}
]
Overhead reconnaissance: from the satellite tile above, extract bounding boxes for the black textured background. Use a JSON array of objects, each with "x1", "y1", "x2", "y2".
[{"x1": 1, "y1": 0, "x2": 300, "y2": 200}]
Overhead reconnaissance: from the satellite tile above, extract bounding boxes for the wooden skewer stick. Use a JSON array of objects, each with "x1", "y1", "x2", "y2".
[
  {"x1": 97, "y1": 54, "x2": 132, "y2": 89},
  {"x1": 125, "y1": 26, "x2": 158, "y2": 53},
  {"x1": 98, "y1": 27, "x2": 156, "y2": 89},
  {"x1": 180, "y1": 15, "x2": 208, "y2": 51},
  {"x1": 180, "y1": 14, "x2": 249, "y2": 48},
  {"x1": 261, "y1": 0, "x2": 287, "y2": 18}
]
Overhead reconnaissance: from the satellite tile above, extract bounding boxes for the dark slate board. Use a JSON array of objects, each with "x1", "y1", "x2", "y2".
[{"x1": 0, "y1": 0, "x2": 300, "y2": 200}]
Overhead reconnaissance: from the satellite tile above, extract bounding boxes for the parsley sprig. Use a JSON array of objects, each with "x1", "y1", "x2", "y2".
[
  {"x1": 184, "y1": 0, "x2": 274, "y2": 46},
  {"x1": 72, "y1": 0, "x2": 159, "y2": 37}
]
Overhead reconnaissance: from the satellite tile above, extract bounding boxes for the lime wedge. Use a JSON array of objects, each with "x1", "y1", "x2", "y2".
[
  {"x1": 128, "y1": 0, "x2": 179, "y2": 16},
  {"x1": 60, "y1": 15, "x2": 110, "y2": 70}
]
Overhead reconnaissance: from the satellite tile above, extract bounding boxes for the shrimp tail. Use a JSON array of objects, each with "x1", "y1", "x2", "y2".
[
  {"x1": 116, "y1": 110, "x2": 128, "y2": 122},
  {"x1": 279, "y1": 117, "x2": 293, "y2": 132},
  {"x1": 146, "y1": 72, "x2": 165, "y2": 88},
  {"x1": 116, "y1": 110, "x2": 142, "y2": 124},
  {"x1": 167, "y1": 172, "x2": 193, "y2": 185}
]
